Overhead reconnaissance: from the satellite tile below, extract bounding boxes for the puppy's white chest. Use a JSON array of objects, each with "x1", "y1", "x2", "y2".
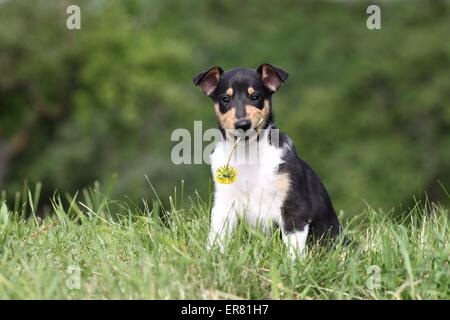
[{"x1": 211, "y1": 140, "x2": 288, "y2": 230}]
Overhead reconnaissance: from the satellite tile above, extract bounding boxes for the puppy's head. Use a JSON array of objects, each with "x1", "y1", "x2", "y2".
[{"x1": 193, "y1": 64, "x2": 289, "y2": 139}]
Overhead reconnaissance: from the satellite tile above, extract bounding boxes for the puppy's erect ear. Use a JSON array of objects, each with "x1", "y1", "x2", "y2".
[
  {"x1": 257, "y1": 63, "x2": 289, "y2": 92},
  {"x1": 193, "y1": 66, "x2": 224, "y2": 96}
]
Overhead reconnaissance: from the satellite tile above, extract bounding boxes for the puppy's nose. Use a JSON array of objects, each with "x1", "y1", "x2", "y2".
[{"x1": 234, "y1": 119, "x2": 252, "y2": 132}]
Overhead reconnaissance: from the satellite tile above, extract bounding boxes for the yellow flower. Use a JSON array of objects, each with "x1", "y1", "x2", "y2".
[{"x1": 215, "y1": 165, "x2": 238, "y2": 184}]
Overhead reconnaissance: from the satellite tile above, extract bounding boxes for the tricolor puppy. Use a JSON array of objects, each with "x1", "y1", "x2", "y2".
[{"x1": 193, "y1": 64, "x2": 342, "y2": 259}]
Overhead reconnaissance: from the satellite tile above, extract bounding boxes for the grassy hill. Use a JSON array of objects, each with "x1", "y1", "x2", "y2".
[{"x1": 0, "y1": 182, "x2": 448, "y2": 299}]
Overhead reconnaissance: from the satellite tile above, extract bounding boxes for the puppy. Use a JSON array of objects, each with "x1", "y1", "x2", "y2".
[{"x1": 193, "y1": 64, "x2": 342, "y2": 258}]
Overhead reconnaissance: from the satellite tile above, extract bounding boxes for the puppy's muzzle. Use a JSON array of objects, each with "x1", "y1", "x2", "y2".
[{"x1": 234, "y1": 119, "x2": 251, "y2": 132}]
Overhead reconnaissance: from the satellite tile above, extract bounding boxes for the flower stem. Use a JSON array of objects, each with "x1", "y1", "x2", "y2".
[{"x1": 226, "y1": 137, "x2": 241, "y2": 167}]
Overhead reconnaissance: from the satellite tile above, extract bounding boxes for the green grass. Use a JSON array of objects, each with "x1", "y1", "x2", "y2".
[{"x1": 0, "y1": 182, "x2": 448, "y2": 299}]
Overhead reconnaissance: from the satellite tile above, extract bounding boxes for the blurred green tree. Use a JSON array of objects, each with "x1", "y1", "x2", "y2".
[{"x1": 0, "y1": 0, "x2": 449, "y2": 214}]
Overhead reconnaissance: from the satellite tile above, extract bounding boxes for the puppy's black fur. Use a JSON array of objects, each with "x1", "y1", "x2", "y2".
[{"x1": 277, "y1": 133, "x2": 341, "y2": 240}]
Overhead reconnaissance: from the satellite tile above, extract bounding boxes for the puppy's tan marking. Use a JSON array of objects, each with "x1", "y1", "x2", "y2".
[
  {"x1": 275, "y1": 173, "x2": 291, "y2": 203},
  {"x1": 226, "y1": 87, "x2": 233, "y2": 96},
  {"x1": 215, "y1": 103, "x2": 236, "y2": 130},
  {"x1": 245, "y1": 99, "x2": 270, "y2": 129},
  {"x1": 248, "y1": 87, "x2": 255, "y2": 95}
]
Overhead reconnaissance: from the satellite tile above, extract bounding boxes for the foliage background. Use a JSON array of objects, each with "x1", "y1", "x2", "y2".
[{"x1": 0, "y1": 0, "x2": 449, "y2": 215}]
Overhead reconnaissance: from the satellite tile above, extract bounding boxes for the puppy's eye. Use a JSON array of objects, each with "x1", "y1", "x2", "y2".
[
  {"x1": 251, "y1": 93, "x2": 261, "y2": 101},
  {"x1": 221, "y1": 96, "x2": 231, "y2": 104}
]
